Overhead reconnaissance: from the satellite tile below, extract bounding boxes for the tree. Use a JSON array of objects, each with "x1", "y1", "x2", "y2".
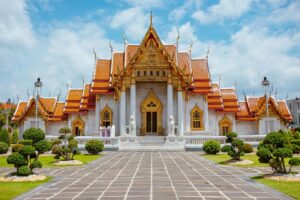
[
  {"x1": 221, "y1": 132, "x2": 245, "y2": 160},
  {"x1": 11, "y1": 129, "x2": 19, "y2": 144},
  {"x1": 23, "y1": 128, "x2": 45, "y2": 144},
  {"x1": 257, "y1": 131, "x2": 300, "y2": 174},
  {"x1": 0, "y1": 128, "x2": 10, "y2": 145}
]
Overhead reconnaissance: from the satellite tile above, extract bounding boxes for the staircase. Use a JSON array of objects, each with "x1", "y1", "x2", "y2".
[{"x1": 119, "y1": 136, "x2": 185, "y2": 151}]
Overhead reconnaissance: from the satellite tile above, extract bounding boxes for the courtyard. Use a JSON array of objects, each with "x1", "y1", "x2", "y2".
[{"x1": 0, "y1": 151, "x2": 291, "y2": 200}]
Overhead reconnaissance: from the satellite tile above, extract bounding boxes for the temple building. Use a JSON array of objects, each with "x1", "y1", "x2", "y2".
[{"x1": 12, "y1": 20, "x2": 292, "y2": 149}]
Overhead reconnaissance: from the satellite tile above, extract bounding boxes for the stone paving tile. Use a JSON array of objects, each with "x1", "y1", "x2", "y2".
[{"x1": 12, "y1": 152, "x2": 294, "y2": 200}]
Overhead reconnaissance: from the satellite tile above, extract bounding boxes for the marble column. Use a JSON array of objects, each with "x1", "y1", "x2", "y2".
[
  {"x1": 120, "y1": 86, "x2": 126, "y2": 136},
  {"x1": 130, "y1": 79, "x2": 136, "y2": 136},
  {"x1": 177, "y1": 87, "x2": 184, "y2": 136},
  {"x1": 95, "y1": 95, "x2": 100, "y2": 133},
  {"x1": 204, "y1": 95, "x2": 209, "y2": 131},
  {"x1": 167, "y1": 76, "x2": 174, "y2": 136}
]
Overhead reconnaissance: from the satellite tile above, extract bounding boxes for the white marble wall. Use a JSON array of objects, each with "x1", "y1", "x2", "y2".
[
  {"x1": 236, "y1": 121, "x2": 257, "y2": 135},
  {"x1": 23, "y1": 117, "x2": 46, "y2": 133},
  {"x1": 46, "y1": 121, "x2": 68, "y2": 136}
]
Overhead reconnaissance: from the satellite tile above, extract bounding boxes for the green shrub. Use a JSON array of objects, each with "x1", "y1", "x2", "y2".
[
  {"x1": 17, "y1": 166, "x2": 31, "y2": 176},
  {"x1": 292, "y1": 143, "x2": 300, "y2": 154},
  {"x1": 19, "y1": 145, "x2": 36, "y2": 158},
  {"x1": 242, "y1": 143, "x2": 253, "y2": 153},
  {"x1": 289, "y1": 157, "x2": 300, "y2": 166},
  {"x1": 34, "y1": 140, "x2": 51, "y2": 154},
  {"x1": 293, "y1": 131, "x2": 300, "y2": 139},
  {"x1": 85, "y1": 140, "x2": 104, "y2": 154},
  {"x1": 19, "y1": 140, "x2": 33, "y2": 146},
  {"x1": 257, "y1": 131, "x2": 296, "y2": 174},
  {"x1": 292, "y1": 139, "x2": 300, "y2": 146},
  {"x1": 11, "y1": 144, "x2": 24, "y2": 152},
  {"x1": 50, "y1": 139, "x2": 61, "y2": 147},
  {"x1": 0, "y1": 142, "x2": 9, "y2": 154},
  {"x1": 0, "y1": 129, "x2": 10, "y2": 145},
  {"x1": 30, "y1": 159, "x2": 42, "y2": 170},
  {"x1": 7, "y1": 152, "x2": 26, "y2": 169},
  {"x1": 11, "y1": 130, "x2": 19, "y2": 144},
  {"x1": 23, "y1": 128, "x2": 45, "y2": 144},
  {"x1": 221, "y1": 132, "x2": 244, "y2": 160},
  {"x1": 203, "y1": 140, "x2": 220, "y2": 155}
]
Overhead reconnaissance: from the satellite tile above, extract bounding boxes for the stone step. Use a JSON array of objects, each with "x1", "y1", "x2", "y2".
[{"x1": 137, "y1": 136, "x2": 166, "y2": 145}]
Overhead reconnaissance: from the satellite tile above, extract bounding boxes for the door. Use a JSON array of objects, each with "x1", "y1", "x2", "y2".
[{"x1": 146, "y1": 112, "x2": 158, "y2": 134}]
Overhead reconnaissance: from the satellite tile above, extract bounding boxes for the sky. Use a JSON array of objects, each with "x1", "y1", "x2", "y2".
[{"x1": 0, "y1": 0, "x2": 299, "y2": 103}]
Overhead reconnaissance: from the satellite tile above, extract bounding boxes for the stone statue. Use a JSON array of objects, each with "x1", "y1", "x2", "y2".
[
  {"x1": 169, "y1": 115, "x2": 175, "y2": 135},
  {"x1": 130, "y1": 115, "x2": 136, "y2": 136}
]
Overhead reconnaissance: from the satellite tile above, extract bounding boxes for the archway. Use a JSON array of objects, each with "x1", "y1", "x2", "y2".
[
  {"x1": 72, "y1": 115, "x2": 85, "y2": 136},
  {"x1": 140, "y1": 89, "x2": 163, "y2": 136},
  {"x1": 219, "y1": 115, "x2": 232, "y2": 136}
]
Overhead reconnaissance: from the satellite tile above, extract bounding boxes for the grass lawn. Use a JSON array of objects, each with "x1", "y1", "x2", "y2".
[
  {"x1": 0, "y1": 177, "x2": 51, "y2": 200},
  {"x1": 252, "y1": 176, "x2": 300, "y2": 200},
  {"x1": 202, "y1": 153, "x2": 298, "y2": 167},
  {"x1": 0, "y1": 154, "x2": 101, "y2": 168}
]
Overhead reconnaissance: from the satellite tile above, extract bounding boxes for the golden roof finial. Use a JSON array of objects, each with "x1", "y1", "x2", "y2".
[
  {"x1": 150, "y1": 10, "x2": 153, "y2": 26},
  {"x1": 206, "y1": 47, "x2": 210, "y2": 59}
]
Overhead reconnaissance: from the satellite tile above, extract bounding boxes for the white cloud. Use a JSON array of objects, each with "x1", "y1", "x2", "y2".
[
  {"x1": 110, "y1": 7, "x2": 149, "y2": 41},
  {"x1": 0, "y1": 0, "x2": 36, "y2": 48},
  {"x1": 168, "y1": 0, "x2": 202, "y2": 22},
  {"x1": 124, "y1": 0, "x2": 164, "y2": 8},
  {"x1": 192, "y1": 0, "x2": 252, "y2": 24}
]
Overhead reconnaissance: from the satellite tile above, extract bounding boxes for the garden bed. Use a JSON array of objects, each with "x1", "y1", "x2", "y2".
[{"x1": 0, "y1": 174, "x2": 47, "y2": 182}]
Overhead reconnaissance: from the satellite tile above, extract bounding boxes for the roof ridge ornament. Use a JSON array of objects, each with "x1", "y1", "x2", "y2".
[
  {"x1": 206, "y1": 47, "x2": 210, "y2": 59},
  {"x1": 150, "y1": 10, "x2": 153, "y2": 26}
]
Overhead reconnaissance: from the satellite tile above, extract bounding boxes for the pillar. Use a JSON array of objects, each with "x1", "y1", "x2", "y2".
[
  {"x1": 167, "y1": 75, "x2": 174, "y2": 136},
  {"x1": 177, "y1": 87, "x2": 184, "y2": 136},
  {"x1": 204, "y1": 95, "x2": 209, "y2": 131},
  {"x1": 120, "y1": 86, "x2": 126, "y2": 136},
  {"x1": 130, "y1": 79, "x2": 136, "y2": 136},
  {"x1": 95, "y1": 95, "x2": 100, "y2": 133}
]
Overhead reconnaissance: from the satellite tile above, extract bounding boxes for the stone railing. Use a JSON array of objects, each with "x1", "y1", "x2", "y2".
[
  {"x1": 185, "y1": 134, "x2": 266, "y2": 148},
  {"x1": 45, "y1": 135, "x2": 119, "y2": 150}
]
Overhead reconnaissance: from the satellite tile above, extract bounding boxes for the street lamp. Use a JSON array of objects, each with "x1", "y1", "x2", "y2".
[
  {"x1": 34, "y1": 78, "x2": 43, "y2": 129},
  {"x1": 261, "y1": 76, "x2": 270, "y2": 134},
  {"x1": 5, "y1": 98, "x2": 11, "y2": 129}
]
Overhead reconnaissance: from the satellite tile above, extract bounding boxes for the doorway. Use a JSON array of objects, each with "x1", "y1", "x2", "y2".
[{"x1": 146, "y1": 111, "x2": 157, "y2": 134}]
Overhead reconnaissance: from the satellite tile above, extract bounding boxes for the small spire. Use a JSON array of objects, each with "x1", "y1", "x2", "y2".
[
  {"x1": 122, "y1": 31, "x2": 128, "y2": 44},
  {"x1": 218, "y1": 74, "x2": 221, "y2": 87},
  {"x1": 206, "y1": 47, "x2": 210, "y2": 59},
  {"x1": 285, "y1": 93, "x2": 289, "y2": 100},
  {"x1": 57, "y1": 90, "x2": 61, "y2": 101},
  {"x1": 66, "y1": 81, "x2": 70, "y2": 91},
  {"x1": 93, "y1": 47, "x2": 97, "y2": 62},
  {"x1": 150, "y1": 11, "x2": 153, "y2": 26},
  {"x1": 27, "y1": 89, "x2": 30, "y2": 99},
  {"x1": 234, "y1": 80, "x2": 237, "y2": 91},
  {"x1": 81, "y1": 76, "x2": 85, "y2": 86},
  {"x1": 109, "y1": 40, "x2": 113, "y2": 53}
]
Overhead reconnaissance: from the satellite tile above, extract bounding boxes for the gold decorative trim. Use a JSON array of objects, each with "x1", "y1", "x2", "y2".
[
  {"x1": 140, "y1": 89, "x2": 163, "y2": 136},
  {"x1": 100, "y1": 104, "x2": 113, "y2": 127},
  {"x1": 219, "y1": 115, "x2": 232, "y2": 136},
  {"x1": 72, "y1": 115, "x2": 85, "y2": 136},
  {"x1": 190, "y1": 104, "x2": 204, "y2": 131}
]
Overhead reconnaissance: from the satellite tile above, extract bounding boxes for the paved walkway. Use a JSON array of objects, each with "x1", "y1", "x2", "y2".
[{"x1": 12, "y1": 152, "x2": 292, "y2": 200}]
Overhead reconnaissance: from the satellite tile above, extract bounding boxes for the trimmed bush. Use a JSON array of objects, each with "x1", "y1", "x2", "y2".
[
  {"x1": 30, "y1": 159, "x2": 42, "y2": 170},
  {"x1": 11, "y1": 130, "x2": 19, "y2": 144},
  {"x1": 11, "y1": 144, "x2": 24, "y2": 152},
  {"x1": 221, "y1": 132, "x2": 244, "y2": 160},
  {"x1": 50, "y1": 139, "x2": 61, "y2": 147},
  {"x1": 0, "y1": 142, "x2": 9, "y2": 154},
  {"x1": 0, "y1": 129, "x2": 10, "y2": 145},
  {"x1": 203, "y1": 140, "x2": 220, "y2": 155},
  {"x1": 85, "y1": 140, "x2": 104, "y2": 154},
  {"x1": 19, "y1": 145, "x2": 36, "y2": 158},
  {"x1": 7, "y1": 152, "x2": 26, "y2": 169},
  {"x1": 257, "y1": 131, "x2": 296, "y2": 174},
  {"x1": 19, "y1": 140, "x2": 33, "y2": 146},
  {"x1": 17, "y1": 166, "x2": 31, "y2": 176},
  {"x1": 34, "y1": 140, "x2": 51, "y2": 154},
  {"x1": 242, "y1": 143, "x2": 253, "y2": 153},
  {"x1": 292, "y1": 139, "x2": 300, "y2": 146},
  {"x1": 23, "y1": 128, "x2": 45, "y2": 144}
]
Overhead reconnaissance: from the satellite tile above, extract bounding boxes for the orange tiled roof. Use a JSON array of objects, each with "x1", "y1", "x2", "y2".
[
  {"x1": 49, "y1": 102, "x2": 66, "y2": 121},
  {"x1": 126, "y1": 45, "x2": 139, "y2": 65},
  {"x1": 80, "y1": 84, "x2": 96, "y2": 110},
  {"x1": 0, "y1": 102, "x2": 16, "y2": 109},
  {"x1": 64, "y1": 89, "x2": 83, "y2": 113},
  {"x1": 190, "y1": 59, "x2": 211, "y2": 93},
  {"x1": 236, "y1": 102, "x2": 256, "y2": 121},
  {"x1": 112, "y1": 53, "x2": 124, "y2": 75},
  {"x1": 178, "y1": 52, "x2": 191, "y2": 75},
  {"x1": 277, "y1": 100, "x2": 292, "y2": 121},
  {"x1": 91, "y1": 59, "x2": 111, "y2": 94},
  {"x1": 208, "y1": 83, "x2": 223, "y2": 110},
  {"x1": 12, "y1": 102, "x2": 28, "y2": 121},
  {"x1": 220, "y1": 88, "x2": 239, "y2": 112}
]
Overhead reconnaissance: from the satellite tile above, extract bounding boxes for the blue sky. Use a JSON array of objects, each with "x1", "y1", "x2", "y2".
[{"x1": 0, "y1": 0, "x2": 299, "y2": 103}]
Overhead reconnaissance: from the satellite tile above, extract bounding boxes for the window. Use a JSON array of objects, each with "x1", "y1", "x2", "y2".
[
  {"x1": 101, "y1": 105, "x2": 112, "y2": 127},
  {"x1": 144, "y1": 71, "x2": 147, "y2": 76},
  {"x1": 137, "y1": 71, "x2": 140, "y2": 76},
  {"x1": 150, "y1": 71, "x2": 153, "y2": 76},
  {"x1": 191, "y1": 105, "x2": 203, "y2": 130},
  {"x1": 157, "y1": 71, "x2": 160, "y2": 76},
  {"x1": 219, "y1": 115, "x2": 232, "y2": 136},
  {"x1": 72, "y1": 116, "x2": 85, "y2": 136}
]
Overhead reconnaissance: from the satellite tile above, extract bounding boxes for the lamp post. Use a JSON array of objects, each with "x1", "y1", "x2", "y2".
[
  {"x1": 261, "y1": 76, "x2": 270, "y2": 134},
  {"x1": 5, "y1": 99, "x2": 11, "y2": 129},
  {"x1": 34, "y1": 78, "x2": 43, "y2": 129}
]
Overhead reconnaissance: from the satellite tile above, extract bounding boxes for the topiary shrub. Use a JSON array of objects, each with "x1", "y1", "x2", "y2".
[
  {"x1": 257, "y1": 131, "x2": 297, "y2": 174},
  {"x1": 34, "y1": 140, "x2": 51, "y2": 155},
  {"x1": 288, "y1": 157, "x2": 300, "y2": 173},
  {"x1": 203, "y1": 140, "x2": 220, "y2": 155},
  {"x1": 17, "y1": 166, "x2": 31, "y2": 176},
  {"x1": 7, "y1": 152, "x2": 26, "y2": 171},
  {"x1": 221, "y1": 132, "x2": 244, "y2": 160},
  {"x1": 242, "y1": 143, "x2": 253, "y2": 153},
  {"x1": 52, "y1": 127, "x2": 80, "y2": 161},
  {"x1": 30, "y1": 159, "x2": 42, "y2": 171},
  {"x1": 11, "y1": 130, "x2": 19, "y2": 144},
  {"x1": 11, "y1": 144, "x2": 24, "y2": 152},
  {"x1": 85, "y1": 140, "x2": 104, "y2": 154},
  {"x1": 19, "y1": 140, "x2": 33, "y2": 146},
  {"x1": 23, "y1": 128, "x2": 45, "y2": 144},
  {"x1": 0, "y1": 142, "x2": 9, "y2": 154},
  {"x1": 0, "y1": 129, "x2": 10, "y2": 145}
]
